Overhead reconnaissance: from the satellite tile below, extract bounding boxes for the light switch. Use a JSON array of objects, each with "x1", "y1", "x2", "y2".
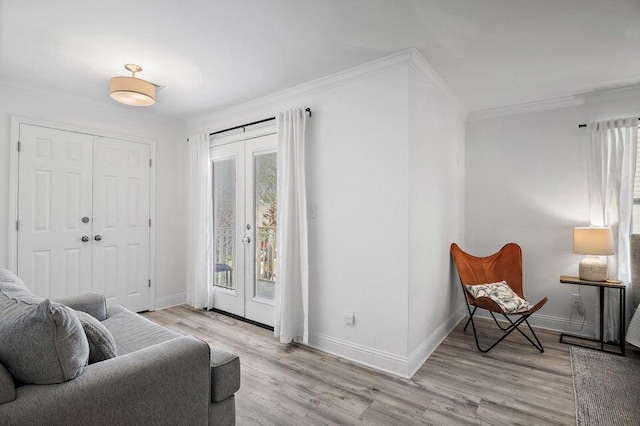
[{"x1": 344, "y1": 310, "x2": 355, "y2": 326}]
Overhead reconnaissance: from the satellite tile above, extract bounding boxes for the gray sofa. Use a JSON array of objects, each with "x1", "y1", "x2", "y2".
[{"x1": 0, "y1": 269, "x2": 240, "y2": 426}]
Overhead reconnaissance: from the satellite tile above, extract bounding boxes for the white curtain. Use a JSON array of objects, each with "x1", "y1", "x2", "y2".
[
  {"x1": 186, "y1": 134, "x2": 214, "y2": 309},
  {"x1": 274, "y1": 108, "x2": 309, "y2": 344},
  {"x1": 588, "y1": 117, "x2": 637, "y2": 341}
]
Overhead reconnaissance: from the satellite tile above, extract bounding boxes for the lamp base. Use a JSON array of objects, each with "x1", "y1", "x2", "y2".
[{"x1": 579, "y1": 255, "x2": 608, "y2": 281}]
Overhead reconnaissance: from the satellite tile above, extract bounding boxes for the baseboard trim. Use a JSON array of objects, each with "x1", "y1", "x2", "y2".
[
  {"x1": 307, "y1": 305, "x2": 467, "y2": 379},
  {"x1": 408, "y1": 304, "x2": 467, "y2": 377},
  {"x1": 529, "y1": 312, "x2": 595, "y2": 339},
  {"x1": 308, "y1": 332, "x2": 411, "y2": 378},
  {"x1": 154, "y1": 293, "x2": 186, "y2": 310},
  {"x1": 474, "y1": 311, "x2": 595, "y2": 339}
]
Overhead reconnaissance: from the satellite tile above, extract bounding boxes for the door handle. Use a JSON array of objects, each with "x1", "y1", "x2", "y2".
[
  {"x1": 242, "y1": 236, "x2": 251, "y2": 244},
  {"x1": 94, "y1": 235, "x2": 103, "y2": 241},
  {"x1": 81, "y1": 236, "x2": 90, "y2": 242}
]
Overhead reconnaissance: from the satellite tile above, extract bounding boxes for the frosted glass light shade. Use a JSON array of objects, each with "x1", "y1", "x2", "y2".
[
  {"x1": 573, "y1": 227, "x2": 614, "y2": 255},
  {"x1": 110, "y1": 76, "x2": 156, "y2": 106}
]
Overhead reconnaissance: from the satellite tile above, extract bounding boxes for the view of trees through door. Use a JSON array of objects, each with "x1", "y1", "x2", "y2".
[
  {"x1": 212, "y1": 152, "x2": 277, "y2": 298},
  {"x1": 254, "y1": 152, "x2": 277, "y2": 300}
]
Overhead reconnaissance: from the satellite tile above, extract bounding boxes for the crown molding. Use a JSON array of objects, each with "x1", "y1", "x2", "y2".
[
  {"x1": 467, "y1": 95, "x2": 585, "y2": 122},
  {"x1": 583, "y1": 83, "x2": 640, "y2": 103},
  {"x1": 468, "y1": 83, "x2": 640, "y2": 122},
  {"x1": 407, "y1": 49, "x2": 468, "y2": 119},
  {"x1": 188, "y1": 48, "x2": 468, "y2": 129}
]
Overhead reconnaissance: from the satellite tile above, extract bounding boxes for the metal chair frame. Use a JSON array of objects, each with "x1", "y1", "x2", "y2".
[{"x1": 463, "y1": 305, "x2": 544, "y2": 353}]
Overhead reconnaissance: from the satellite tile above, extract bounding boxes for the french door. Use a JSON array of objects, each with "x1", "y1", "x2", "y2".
[
  {"x1": 210, "y1": 133, "x2": 277, "y2": 326},
  {"x1": 16, "y1": 124, "x2": 151, "y2": 312}
]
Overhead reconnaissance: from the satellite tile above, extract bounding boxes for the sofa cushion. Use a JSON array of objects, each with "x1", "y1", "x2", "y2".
[
  {"x1": 102, "y1": 305, "x2": 182, "y2": 355},
  {"x1": 210, "y1": 348, "x2": 241, "y2": 402},
  {"x1": 75, "y1": 310, "x2": 118, "y2": 363},
  {"x1": 0, "y1": 268, "x2": 89, "y2": 384},
  {"x1": 0, "y1": 362, "x2": 15, "y2": 405}
]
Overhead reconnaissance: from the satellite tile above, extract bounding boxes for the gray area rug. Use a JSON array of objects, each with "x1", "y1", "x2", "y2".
[{"x1": 571, "y1": 347, "x2": 640, "y2": 425}]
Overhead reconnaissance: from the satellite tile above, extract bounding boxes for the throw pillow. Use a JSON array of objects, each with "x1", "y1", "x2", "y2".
[
  {"x1": 0, "y1": 267, "x2": 36, "y2": 301},
  {"x1": 465, "y1": 281, "x2": 531, "y2": 313},
  {"x1": 0, "y1": 268, "x2": 89, "y2": 384},
  {"x1": 74, "y1": 310, "x2": 118, "y2": 363}
]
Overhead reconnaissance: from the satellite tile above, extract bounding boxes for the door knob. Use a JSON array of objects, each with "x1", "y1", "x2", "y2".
[
  {"x1": 82, "y1": 216, "x2": 90, "y2": 223},
  {"x1": 81, "y1": 236, "x2": 90, "y2": 242},
  {"x1": 242, "y1": 236, "x2": 251, "y2": 244},
  {"x1": 94, "y1": 235, "x2": 103, "y2": 241}
]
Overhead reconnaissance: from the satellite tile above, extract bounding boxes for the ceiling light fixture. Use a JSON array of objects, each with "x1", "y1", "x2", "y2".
[{"x1": 110, "y1": 64, "x2": 156, "y2": 106}]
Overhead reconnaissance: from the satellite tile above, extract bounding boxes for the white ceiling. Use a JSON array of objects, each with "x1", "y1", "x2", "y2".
[{"x1": 2, "y1": 0, "x2": 640, "y2": 120}]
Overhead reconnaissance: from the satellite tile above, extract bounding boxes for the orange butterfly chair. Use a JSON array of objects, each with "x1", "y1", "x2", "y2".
[{"x1": 450, "y1": 243, "x2": 548, "y2": 353}]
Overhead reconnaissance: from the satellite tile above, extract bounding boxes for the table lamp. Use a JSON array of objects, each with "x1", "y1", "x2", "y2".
[{"x1": 573, "y1": 227, "x2": 614, "y2": 281}]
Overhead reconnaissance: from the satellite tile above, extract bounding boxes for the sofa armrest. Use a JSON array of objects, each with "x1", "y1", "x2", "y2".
[
  {"x1": 210, "y1": 347, "x2": 240, "y2": 402},
  {"x1": 53, "y1": 292, "x2": 107, "y2": 321},
  {"x1": 0, "y1": 336, "x2": 211, "y2": 425}
]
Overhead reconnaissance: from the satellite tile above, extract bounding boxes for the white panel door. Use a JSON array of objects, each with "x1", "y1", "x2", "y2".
[
  {"x1": 92, "y1": 137, "x2": 150, "y2": 312},
  {"x1": 17, "y1": 125, "x2": 93, "y2": 298}
]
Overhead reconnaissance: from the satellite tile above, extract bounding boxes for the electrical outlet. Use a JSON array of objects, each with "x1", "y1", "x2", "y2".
[{"x1": 344, "y1": 310, "x2": 355, "y2": 326}]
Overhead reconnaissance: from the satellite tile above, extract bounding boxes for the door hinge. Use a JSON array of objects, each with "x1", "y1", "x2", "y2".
[
  {"x1": 149, "y1": 158, "x2": 152, "y2": 167},
  {"x1": 17, "y1": 141, "x2": 21, "y2": 152},
  {"x1": 148, "y1": 279, "x2": 151, "y2": 288},
  {"x1": 149, "y1": 218, "x2": 151, "y2": 227},
  {"x1": 16, "y1": 220, "x2": 19, "y2": 231}
]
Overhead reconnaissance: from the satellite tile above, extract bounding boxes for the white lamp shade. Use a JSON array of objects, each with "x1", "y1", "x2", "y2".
[
  {"x1": 110, "y1": 76, "x2": 156, "y2": 106},
  {"x1": 573, "y1": 227, "x2": 614, "y2": 255}
]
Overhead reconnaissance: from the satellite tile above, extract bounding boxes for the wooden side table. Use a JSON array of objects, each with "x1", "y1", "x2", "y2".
[{"x1": 559, "y1": 275, "x2": 625, "y2": 356}]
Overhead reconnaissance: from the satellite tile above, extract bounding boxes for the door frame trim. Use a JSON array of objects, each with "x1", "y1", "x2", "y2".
[{"x1": 8, "y1": 115, "x2": 158, "y2": 311}]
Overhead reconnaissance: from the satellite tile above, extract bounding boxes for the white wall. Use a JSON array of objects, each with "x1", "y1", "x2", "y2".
[
  {"x1": 465, "y1": 88, "x2": 640, "y2": 335},
  {"x1": 304, "y1": 68, "x2": 411, "y2": 363},
  {"x1": 0, "y1": 82, "x2": 188, "y2": 309},
  {"x1": 189, "y1": 50, "x2": 466, "y2": 377},
  {"x1": 407, "y1": 67, "x2": 466, "y2": 372},
  {"x1": 192, "y1": 66, "x2": 412, "y2": 373}
]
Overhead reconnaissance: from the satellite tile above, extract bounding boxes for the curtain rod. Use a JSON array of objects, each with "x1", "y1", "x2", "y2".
[
  {"x1": 209, "y1": 107, "x2": 312, "y2": 137},
  {"x1": 578, "y1": 119, "x2": 640, "y2": 128},
  {"x1": 186, "y1": 108, "x2": 312, "y2": 142}
]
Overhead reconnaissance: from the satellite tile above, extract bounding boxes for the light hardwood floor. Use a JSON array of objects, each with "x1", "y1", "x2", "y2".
[{"x1": 143, "y1": 306, "x2": 575, "y2": 425}]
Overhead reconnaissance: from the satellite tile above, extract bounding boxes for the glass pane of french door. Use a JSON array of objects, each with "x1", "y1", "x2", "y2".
[
  {"x1": 254, "y1": 152, "x2": 277, "y2": 301},
  {"x1": 210, "y1": 132, "x2": 276, "y2": 326},
  {"x1": 245, "y1": 134, "x2": 277, "y2": 326},
  {"x1": 212, "y1": 158, "x2": 236, "y2": 290},
  {"x1": 210, "y1": 142, "x2": 245, "y2": 318}
]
